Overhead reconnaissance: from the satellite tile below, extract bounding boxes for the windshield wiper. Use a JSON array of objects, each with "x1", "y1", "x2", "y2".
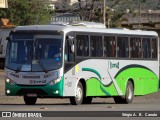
[
  {"x1": 37, "y1": 60, "x2": 48, "y2": 73},
  {"x1": 15, "y1": 64, "x2": 23, "y2": 73},
  {"x1": 33, "y1": 59, "x2": 48, "y2": 73}
]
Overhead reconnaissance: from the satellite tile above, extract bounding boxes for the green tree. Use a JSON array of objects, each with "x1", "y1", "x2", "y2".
[
  {"x1": 72, "y1": 0, "x2": 103, "y2": 22},
  {"x1": 0, "y1": 0, "x2": 52, "y2": 26}
]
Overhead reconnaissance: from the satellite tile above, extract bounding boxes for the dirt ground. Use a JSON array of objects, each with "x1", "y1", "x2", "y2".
[{"x1": 0, "y1": 70, "x2": 160, "y2": 105}]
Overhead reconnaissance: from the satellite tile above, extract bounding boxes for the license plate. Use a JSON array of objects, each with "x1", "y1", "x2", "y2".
[{"x1": 27, "y1": 94, "x2": 37, "y2": 97}]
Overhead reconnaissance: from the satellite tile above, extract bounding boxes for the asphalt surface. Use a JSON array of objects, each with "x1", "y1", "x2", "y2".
[{"x1": 0, "y1": 103, "x2": 160, "y2": 111}]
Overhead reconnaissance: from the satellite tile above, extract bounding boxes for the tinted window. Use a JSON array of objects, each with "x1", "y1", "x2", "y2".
[
  {"x1": 90, "y1": 36, "x2": 103, "y2": 57},
  {"x1": 142, "y1": 38, "x2": 151, "y2": 58},
  {"x1": 117, "y1": 37, "x2": 129, "y2": 57},
  {"x1": 104, "y1": 36, "x2": 116, "y2": 57},
  {"x1": 151, "y1": 38, "x2": 157, "y2": 58},
  {"x1": 130, "y1": 38, "x2": 142, "y2": 58},
  {"x1": 76, "y1": 35, "x2": 89, "y2": 57}
]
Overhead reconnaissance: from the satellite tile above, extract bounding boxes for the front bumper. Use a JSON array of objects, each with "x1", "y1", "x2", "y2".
[{"x1": 5, "y1": 78, "x2": 64, "y2": 97}]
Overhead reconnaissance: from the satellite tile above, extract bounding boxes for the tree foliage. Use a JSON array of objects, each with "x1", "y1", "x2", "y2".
[
  {"x1": 71, "y1": 0, "x2": 159, "y2": 27},
  {"x1": 0, "y1": 0, "x2": 52, "y2": 26},
  {"x1": 72, "y1": 0, "x2": 103, "y2": 22}
]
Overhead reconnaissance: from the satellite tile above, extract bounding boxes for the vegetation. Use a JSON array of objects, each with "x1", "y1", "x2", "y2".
[
  {"x1": 0, "y1": 0, "x2": 52, "y2": 26},
  {"x1": 0, "y1": 0, "x2": 159, "y2": 27},
  {"x1": 70, "y1": 0, "x2": 159, "y2": 27}
]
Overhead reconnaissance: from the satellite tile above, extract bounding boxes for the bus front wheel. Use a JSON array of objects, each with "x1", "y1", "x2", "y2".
[
  {"x1": 114, "y1": 81, "x2": 134, "y2": 104},
  {"x1": 70, "y1": 82, "x2": 84, "y2": 105},
  {"x1": 23, "y1": 96, "x2": 37, "y2": 105}
]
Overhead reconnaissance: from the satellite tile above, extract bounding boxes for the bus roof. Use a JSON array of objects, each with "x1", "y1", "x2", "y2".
[{"x1": 13, "y1": 24, "x2": 158, "y2": 37}]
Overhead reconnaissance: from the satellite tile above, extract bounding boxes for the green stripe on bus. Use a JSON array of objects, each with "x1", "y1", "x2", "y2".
[
  {"x1": 82, "y1": 68, "x2": 111, "y2": 96},
  {"x1": 114, "y1": 67, "x2": 159, "y2": 95}
]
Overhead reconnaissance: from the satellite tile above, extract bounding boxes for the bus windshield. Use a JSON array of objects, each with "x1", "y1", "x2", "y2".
[{"x1": 6, "y1": 34, "x2": 63, "y2": 72}]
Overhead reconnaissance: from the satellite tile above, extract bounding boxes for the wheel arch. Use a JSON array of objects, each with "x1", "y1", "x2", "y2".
[
  {"x1": 78, "y1": 78, "x2": 86, "y2": 96},
  {"x1": 125, "y1": 78, "x2": 135, "y2": 95},
  {"x1": 128, "y1": 78, "x2": 134, "y2": 89}
]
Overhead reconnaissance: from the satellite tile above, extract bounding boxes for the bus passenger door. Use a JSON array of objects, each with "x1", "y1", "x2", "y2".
[
  {"x1": 63, "y1": 34, "x2": 76, "y2": 96},
  {"x1": 64, "y1": 35, "x2": 75, "y2": 70}
]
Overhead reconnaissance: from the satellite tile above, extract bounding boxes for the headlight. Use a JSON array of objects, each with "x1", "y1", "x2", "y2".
[
  {"x1": 49, "y1": 78, "x2": 61, "y2": 85},
  {"x1": 6, "y1": 78, "x2": 16, "y2": 86}
]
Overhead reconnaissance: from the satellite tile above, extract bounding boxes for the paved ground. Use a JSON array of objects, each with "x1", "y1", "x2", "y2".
[{"x1": 0, "y1": 103, "x2": 160, "y2": 111}]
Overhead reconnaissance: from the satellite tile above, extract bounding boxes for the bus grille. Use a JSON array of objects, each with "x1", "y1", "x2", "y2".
[{"x1": 22, "y1": 76, "x2": 41, "y2": 79}]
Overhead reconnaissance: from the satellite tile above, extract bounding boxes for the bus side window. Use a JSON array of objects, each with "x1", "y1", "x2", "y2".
[
  {"x1": 151, "y1": 38, "x2": 157, "y2": 58},
  {"x1": 117, "y1": 37, "x2": 129, "y2": 58},
  {"x1": 142, "y1": 38, "x2": 151, "y2": 58},
  {"x1": 76, "y1": 35, "x2": 89, "y2": 57},
  {"x1": 104, "y1": 36, "x2": 116, "y2": 57},
  {"x1": 90, "y1": 36, "x2": 103, "y2": 57},
  {"x1": 130, "y1": 37, "x2": 142, "y2": 58}
]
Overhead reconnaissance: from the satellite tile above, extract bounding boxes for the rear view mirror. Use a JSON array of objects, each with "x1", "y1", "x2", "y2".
[
  {"x1": 66, "y1": 35, "x2": 74, "y2": 45},
  {"x1": 71, "y1": 44, "x2": 74, "y2": 53},
  {"x1": 66, "y1": 35, "x2": 75, "y2": 53}
]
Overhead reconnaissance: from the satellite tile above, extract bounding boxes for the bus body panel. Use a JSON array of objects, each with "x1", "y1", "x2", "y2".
[{"x1": 63, "y1": 59, "x2": 159, "y2": 97}]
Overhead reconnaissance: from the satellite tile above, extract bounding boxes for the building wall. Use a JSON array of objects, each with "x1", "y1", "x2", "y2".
[{"x1": 122, "y1": 10, "x2": 160, "y2": 26}]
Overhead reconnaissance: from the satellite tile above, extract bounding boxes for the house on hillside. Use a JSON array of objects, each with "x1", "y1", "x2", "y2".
[{"x1": 0, "y1": 18, "x2": 14, "y2": 28}]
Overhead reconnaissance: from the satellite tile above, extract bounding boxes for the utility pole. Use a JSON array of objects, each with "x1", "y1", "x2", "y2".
[
  {"x1": 139, "y1": 3, "x2": 141, "y2": 29},
  {"x1": 103, "y1": 0, "x2": 106, "y2": 26},
  {"x1": 108, "y1": 19, "x2": 110, "y2": 28}
]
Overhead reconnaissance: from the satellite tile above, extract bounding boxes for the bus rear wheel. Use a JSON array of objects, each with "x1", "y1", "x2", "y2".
[
  {"x1": 23, "y1": 96, "x2": 37, "y2": 105},
  {"x1": 70, "y1": 82, "x2": 84, "y2": 105},
  {"x1": 114, "y1": 81, "x2": 134, "y2": 104}
]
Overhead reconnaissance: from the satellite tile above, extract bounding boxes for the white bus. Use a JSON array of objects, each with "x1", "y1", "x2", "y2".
[{"x1": 5, "y1": 22, "x2": 159, "y2": 105}]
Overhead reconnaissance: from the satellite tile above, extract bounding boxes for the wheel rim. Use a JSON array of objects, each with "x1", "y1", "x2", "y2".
[
  {"x1": 128, "y1": 85, "x2": 132, "y2": 100},
  {"x1": 76, "y1": 86, "x2": 82, "y2": 101}
]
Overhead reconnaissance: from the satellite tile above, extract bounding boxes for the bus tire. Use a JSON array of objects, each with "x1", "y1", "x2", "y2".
[
  {"x1": 124, "y1": 81, "x2": 134, "y2": 103},
  {"x1": 82, "y1": 97, "x2": 93, "y2": 104},
  {"x1": 114, "y1": 81, "x2": 134, "y2": 104},
  {"x1": 23, "y1": 96, "x2": 37, "y2": 105},
  {"x1": 70, "y1": 82, "x2": 84, "y2": 105}
]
